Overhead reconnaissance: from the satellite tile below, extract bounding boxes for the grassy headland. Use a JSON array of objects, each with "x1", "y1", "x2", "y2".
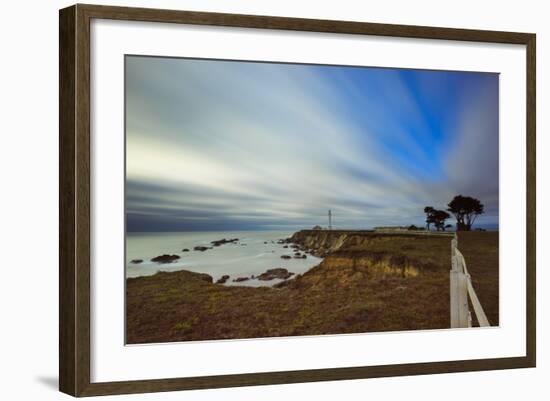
[{"x1": 126, "y1": 231, "x2": 498, "y2": 344}]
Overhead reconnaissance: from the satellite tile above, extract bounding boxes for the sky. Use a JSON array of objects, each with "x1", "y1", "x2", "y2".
[{"x1": 125, "y1": 56, "x2": 499, "y2": 232}]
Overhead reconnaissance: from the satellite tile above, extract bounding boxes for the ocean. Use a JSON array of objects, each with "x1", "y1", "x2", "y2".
[{"x1": 126, "y1": 231, "x2": 323, "y2": 287}]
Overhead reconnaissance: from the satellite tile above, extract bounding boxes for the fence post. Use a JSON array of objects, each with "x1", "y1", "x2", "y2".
[
  {"x1": 450, "y1": 234, "x2": 469, "y2": 328},
  {"x1": 451, "y1": 235, "x2": 457, "y2": 269},
  {"x1": 450, "y1": 269, "x2": 459, "y2": 327},
  {"x1": 450, "y1": 235, "x2": 459, "y2": 327}
]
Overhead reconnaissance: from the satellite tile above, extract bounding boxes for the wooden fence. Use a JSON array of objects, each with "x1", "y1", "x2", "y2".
[{"x1": 450, "y1": 233, "x2": 490, "y2": 328}]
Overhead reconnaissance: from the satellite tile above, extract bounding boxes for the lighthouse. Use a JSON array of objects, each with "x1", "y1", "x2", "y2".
[{"x1": 328, "y1": 209, "x2": 332, "y2": 231}]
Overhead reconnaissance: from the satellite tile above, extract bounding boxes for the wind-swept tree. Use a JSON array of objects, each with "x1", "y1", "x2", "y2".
[
  {"x1": 447, "y1": 195, "x2": 484, "y2": 231},
  {"x1": 424, "y1": 206, "x2": 435, "y2": 230},
  {"x1": 424, "y1": 207, "x2": 451, "y2": 231},
  {"x1": 432, "y1": 210, "x2": 451, "y2": 231}
]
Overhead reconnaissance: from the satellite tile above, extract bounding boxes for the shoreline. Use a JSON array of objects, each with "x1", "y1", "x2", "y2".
[{"x1": 125, "y1": 231, "x2": 322, "y2": 285}]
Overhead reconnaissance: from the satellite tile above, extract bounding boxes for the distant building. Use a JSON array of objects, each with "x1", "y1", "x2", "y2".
[{"x1": 312, "y1": 225, "x2": 323, "y2": 230}]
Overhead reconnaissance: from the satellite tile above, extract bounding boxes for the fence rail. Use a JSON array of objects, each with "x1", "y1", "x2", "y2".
[{"x1": 450, "y1": 234, "x2": 490, "y2": 328}]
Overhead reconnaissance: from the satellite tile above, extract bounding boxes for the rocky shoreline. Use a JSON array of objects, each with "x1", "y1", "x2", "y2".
[{"x1": 131, "y1": 235, "x2": 323, "y2": 286}]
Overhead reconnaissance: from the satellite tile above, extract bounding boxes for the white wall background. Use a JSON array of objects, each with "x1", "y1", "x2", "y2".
[{"x1": 0, "y1": 0, "x2": 546, "y2": 399}]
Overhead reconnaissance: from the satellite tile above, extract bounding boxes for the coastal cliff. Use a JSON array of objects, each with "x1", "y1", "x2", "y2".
[
  {"x1": 280, "y1": 230, "x2": 450, "y2": 287},
  {"x1": 289, "y1": 230, "x2": 367, "y2": 256},
  {"x1": 290, "y1": 229, "x2": 446, "y2": 257}
]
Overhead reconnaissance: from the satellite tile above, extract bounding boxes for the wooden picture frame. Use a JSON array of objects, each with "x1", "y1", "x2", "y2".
[{"x1": 59, "y1": 3, "x2": 536, "y2": 397}]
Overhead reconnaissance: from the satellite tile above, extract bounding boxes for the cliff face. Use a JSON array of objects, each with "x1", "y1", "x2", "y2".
[
  {"x1": 289, "y1": 230, "x2": 356, "y2": 256},
  {"x1": 290, "y1": 251, "x2": 424, "y2": 288},
  {"x1": 290, "y1": 230, "x2": 418, "y2": 257},
  {"x1": 289, "y1": 229, "x2": 450, "y2": 277}
]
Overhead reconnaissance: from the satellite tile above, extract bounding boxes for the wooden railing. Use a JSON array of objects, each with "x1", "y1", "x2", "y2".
[{"x1": 450, "y1": 233, "x2": 490, "y2": 328}]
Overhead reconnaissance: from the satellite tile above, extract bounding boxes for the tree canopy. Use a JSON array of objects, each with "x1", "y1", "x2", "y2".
[
  {"x1": 424, "y1": 195, "x2": 484, "y2": 231},
  {"x1": 424, "y1": 207, "x2": 451, "y2": 231},
  {"x1": 447, "y1": 195, "x2": 484, "y2": 231},
  {"x1": 424, "y1": 206, "x2": 435, "y2": 230}
]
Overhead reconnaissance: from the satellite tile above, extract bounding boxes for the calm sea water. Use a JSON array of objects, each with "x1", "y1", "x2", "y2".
[{"x1": 126, "y1": 231, "x2": 322, "y2": 287}]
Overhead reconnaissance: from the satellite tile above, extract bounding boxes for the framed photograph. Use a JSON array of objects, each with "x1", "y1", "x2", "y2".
[{"x1": 59, "y1": 4, "x2": 536, "y2": 397}]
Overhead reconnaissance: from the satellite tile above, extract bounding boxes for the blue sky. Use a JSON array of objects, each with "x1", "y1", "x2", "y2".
[{"x1": 125, "y1": 56, "x2": 499, "y2": 232}]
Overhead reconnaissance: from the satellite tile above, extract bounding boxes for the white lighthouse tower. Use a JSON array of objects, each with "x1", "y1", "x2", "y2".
[{"x1": 328, "y1": 209, "x2": 332, "y2": 231}]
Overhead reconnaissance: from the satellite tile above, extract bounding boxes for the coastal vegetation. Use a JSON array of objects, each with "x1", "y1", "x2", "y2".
[{"x1": 126, "y1": 230, "x2": 498, "y2": 343}]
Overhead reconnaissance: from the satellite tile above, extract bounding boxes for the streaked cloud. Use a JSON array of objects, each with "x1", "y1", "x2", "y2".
[{"x1": 126, "y1": 56, "x2": 499, "y2": 231}]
